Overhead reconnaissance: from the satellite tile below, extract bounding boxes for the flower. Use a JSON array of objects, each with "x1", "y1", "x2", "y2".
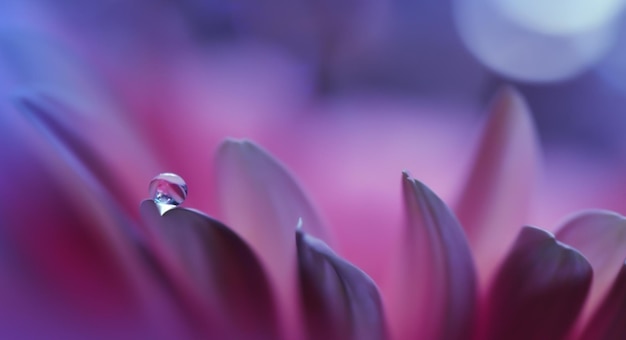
[
  {"x1": 2, "y1": 80, "x2": 626, "y2": 340},
  {"x1": 2, "y1": 3, "x2": 626, "y2": 340}
]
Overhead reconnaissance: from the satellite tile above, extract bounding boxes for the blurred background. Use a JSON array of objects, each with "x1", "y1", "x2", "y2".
[{"x1": 2, "y1": 0, "x2": 626, "y2": 161}]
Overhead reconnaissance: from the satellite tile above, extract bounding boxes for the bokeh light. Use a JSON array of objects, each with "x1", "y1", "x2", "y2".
[
  {"x1": 492, "y1": 0, "x2": 626, "y2": 34},
  {"x1": 454, "y1": 0, "x2": 619, "y2": 82}
]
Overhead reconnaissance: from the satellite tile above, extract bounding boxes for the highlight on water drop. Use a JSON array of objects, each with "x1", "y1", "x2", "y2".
[{"x1": 148, "y1": 172, "x2": 188, "y2": 215}]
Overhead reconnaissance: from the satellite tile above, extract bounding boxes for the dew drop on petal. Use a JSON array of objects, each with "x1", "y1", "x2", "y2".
[{"x1": 149, "y1": 173, "x2": 188, "y2": 215}]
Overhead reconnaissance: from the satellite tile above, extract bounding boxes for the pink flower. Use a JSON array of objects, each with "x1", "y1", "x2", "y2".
[
  {"x1": 3, "y1": 80, "x2": 626, "y2": 340},
  {"x1": 2, "y1": 5, "x2": 626, "y2": 339}
]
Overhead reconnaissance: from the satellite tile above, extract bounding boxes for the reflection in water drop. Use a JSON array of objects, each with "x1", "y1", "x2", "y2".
[{"x1": 149, "y1": 173, "x2": 188, "y2": 215}]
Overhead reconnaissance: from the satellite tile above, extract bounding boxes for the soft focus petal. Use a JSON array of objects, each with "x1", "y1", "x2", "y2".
[
  {"x1": 482, "y1": 226, "x2": 592, "y2": 340},
  {"x1": 0, "y1": 108, "x2": 189, "y2": 338},
  {"x1": 215, "y1": 139, "x2": 329, "y2": 280},
  {"x1": 386, "y1": 172, "x2": 476, "y2": 340},
  {"x1": 140, "y1": 201, "x2": 279, "y2": 339},
  {"x1": 580, "y1": 261, "x2": 626, "y2": 340},
  {"x1": 215, "y1": 139, "x2": 332, "y2": 336},
  {"x1": 14, "y1": 94, "x2": 149, "y2": 220},
  {"x1": 12, "y1": 91, "x2": 159, "y2": 220},
  {"x1": 0, "y1": 149, "x2": 141, "y2": 336},
  {"x1": 297, "y1": 229, "x2": 387, "y2": 340},
  {"x1": 455, "y1": 87, "x2": 538, "y2": 283},
  {"x1": 215, "y1": 139, "x2": 332, "y2": 250},
  {"x1": 555, "y1": 210, "x2": 626, "y2": 330},
  {"x1": 0, "y1": 16, "x2": 161, "y2": 212}
]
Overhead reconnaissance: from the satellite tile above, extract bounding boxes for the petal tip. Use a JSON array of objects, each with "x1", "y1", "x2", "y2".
[{"x1": 220, "y1": 137, "x2": 255, "y2": 148}]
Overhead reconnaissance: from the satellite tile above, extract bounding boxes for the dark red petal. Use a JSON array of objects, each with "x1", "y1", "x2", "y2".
[
  {"x1": 483, "y1": 226, "x2": 592, "y2": 340},
  {"x1": 455, "y1": 87, "x2": 538, "y2": 282},
  {"x1": 387, "y1": 172, "x2": 477, "y2": 340},
  {"x1": 580, "y1": 261, "x2": 626, "y2": 340},
  {"x1": 297, "y1": 230, "x2": 387, "y2": 340},
  {"x1": 140, "y1": 200, "x2": 279, "y2": 339}
]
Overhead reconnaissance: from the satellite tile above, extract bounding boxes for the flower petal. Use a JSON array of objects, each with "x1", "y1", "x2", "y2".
[
  {"x1": 297, "y1": 229, "x2": 387, "y2": 340},
  {"x1": 215, "y1": 139, "x2": 332, "y2": 244},
  {"x1": 482, "y1": 226, "x2": 592, "y2": 340},
  {"x1": 579, "y1": 261, "x2": 626, "y2": 340},
  {"x1": 214, "y1": 139, "x2": 332, "y2": 335},
  {"x1": 555, "y1": 210, "x2": 626, "y2": 330},
  {"x1": 14, "y1": 93, "x2": 158, "y2": 221},
  {"x1": 0, "y1": 105, "x2": 190, "y2": 337},
  {"x1": 386, "y1": 172, "x2": 477, "y2": 340},
  {"x1": 140, "y1": 200, "x2": 279, "y2": 339},
  {"x1": 455, "y1": 87, "x2": 538, "y2": 282}
]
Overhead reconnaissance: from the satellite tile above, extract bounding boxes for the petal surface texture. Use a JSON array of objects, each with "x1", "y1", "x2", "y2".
[
  {"x1": 555, "y1": 210, "x2": 626, "y2": 329},
  {"x1": 297, "y1": 230, "x2": 387, "y2": 340},
  {"x1": 483, "y1": 226, "x2": 592, "y2": 340},
  {"x1": 387, "y1": 172, "x2": 477, "y2": 340},
  {"x1": 455, "y1": 87, "x2": 538, "y2": 283}
]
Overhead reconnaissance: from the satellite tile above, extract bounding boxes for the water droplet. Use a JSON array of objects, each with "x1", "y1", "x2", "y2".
[{"x1": 149, "y1": 173, "x2": 187, "y2": 215}]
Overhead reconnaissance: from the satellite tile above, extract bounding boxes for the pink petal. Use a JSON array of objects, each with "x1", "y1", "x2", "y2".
[
  {"x1": 482, "y1": 226, "x2": 592, "y2": 340},
  {"x1": 215, "y1": 139, "x2": 332, "y2": 244},
  {"x1": 215, "y1": 139, "x2": 333, "y2": 337},
  {"x1": 579, "y1": 261, "x2": 626, "y2": 340},
  {"x1": 555, "y1": 210, "x2": 626, "y2": 333},
  {"x1": 297, "y1": 229, "x2": 387, "y2": 340},
  {"x1": 140, "y1": 200, "x2": 279, "y2": 339},
  {"x1": 455, "y1": 87, "x2": 539, "y2": 283},
  {"x1": 386, "y1": 172, "x2": 477, "y2": 340}
]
